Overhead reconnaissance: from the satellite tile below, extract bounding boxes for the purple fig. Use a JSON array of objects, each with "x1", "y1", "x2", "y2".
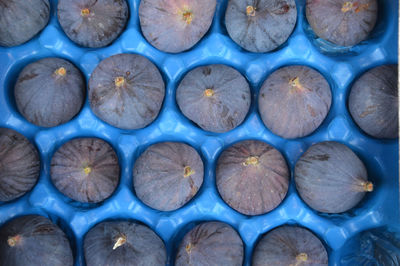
[{"x1": 216, "y1": 140, "x2": 289, "y2": 215}]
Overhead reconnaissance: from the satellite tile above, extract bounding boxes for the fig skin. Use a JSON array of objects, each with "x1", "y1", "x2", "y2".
[
  {"x1": 348, "y1": 64, "x2": 398, "y2": 139},
  {"x1": 341, "y1": 227, "x2": 400, "y2": 265},
  {"x1": 253, "y1": 225, "x2": 328, "y2": 266},
  {"x1": 57, "y1": 0, "x2": 129, "y2": 48},
  {"x1": 258, "y1": 65, "x2": 332, "y2": 139},
  {"x1": 176, "y1": 64, "x2": 251, "y2": 133},
  {"x1": 84, "y1": 220, "x2": 167, "y2": 266},
  {"x1": 175, "y1": 221, "x2": 244, "y2": 266},
  {"x1": 50, "y1": 138, "x2": 120, "y2": 203},
  {"x1": 14, "y1": 57, "x2": 85, "y2": 128},
  {"x1": 306, "y1": 0, "x2": 378, "y2": 47},
  {"x1": 295, "y1": 141, "x2": 372, "y2": 214},
  {"x1": 225, "y1": 0, "x2": 297, "y2": 53},
  {"x1": 0, "y1": 215, "x2": 74, "y2": 266},
  {"x1": 133, "y1": 142, "x2": 204, "y2": 211},
  {"x1": 0, "y1": 0, "x2": 50, "y2": 47},
  {"x1": 88, "y1": 53, "x2": 165, "y2": 130},
  {"x1": 0, "y1": 128, "x2": 40, "y2": 202},
  {"x1": 216, "y1": 140, "x2": 289, "y2": 216},
  {"x1": 139, "y1": 0, "x2": 217, "y2": 53}
]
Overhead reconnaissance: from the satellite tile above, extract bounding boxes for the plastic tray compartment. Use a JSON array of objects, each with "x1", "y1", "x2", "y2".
[{"x1": 0, "y1": 0, "x2": 398, "y2": 265}]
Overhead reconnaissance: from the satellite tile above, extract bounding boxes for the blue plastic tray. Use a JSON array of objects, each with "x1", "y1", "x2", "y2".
[{"x1": 0, "y1": 0, "x2": 398, "y2": 265}]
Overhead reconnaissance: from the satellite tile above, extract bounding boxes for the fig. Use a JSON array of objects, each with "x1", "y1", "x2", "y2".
[
  {"x1": 341, "y1": 227, "x2": 400, "y2": 265},
  {"x1": 57, "y1": 0, "x2": 129, "y2": 48},
  {"x1": 306, "y1": 0, "x2": 378, "y2": 47},
  {"x1": 0, "y1": 215, "x2": 74, "y2": 266},
  {"x1": 258, "y1": 65, "x2": 332, "y2": 139},
  {"x1": 176, "y1": 64, "x2": 251, "y2": 133},
  {"x1": 0, "y1": 128, "x2": 40, "y2": 202},
  {"x1": 50, "y1": 138, "x2": 120, "y2": 203},
  {"x1": 84, "y1": 220, "x2": 167, "y2": 266},
  {"x1": 133, "y1": 142, "x2": 204, "y2": 211},
  {"x1": 295, "y1": 141, "x2": 373, "y2": 213},
  {"x1": 88, "y1": 53, "x2": 165, "y2": 130},
  {"x1": 225, "y1": 0, "x2": 297, "y2": 53},
  {"x1": 139, "y1": 0, "x2": 216, "y2": 53},
  {"x1": 253, "y1": 225, "x2": 328, "y2": 266},
  {"x1": 14, "y1": 57, "x2": 85, "y2": 128},
  {"x1": 216, "y1": 140, "x2": 289, "y2": 216},
  {"x1": 348, "y1": 64, "x2": 398, "y2": 139},
  {"x1": 175, "y1": 221, "x2": 244, "y2": 266},
  {"x1": 0, "y1": 0, "x2": 50, "y2": 47}
]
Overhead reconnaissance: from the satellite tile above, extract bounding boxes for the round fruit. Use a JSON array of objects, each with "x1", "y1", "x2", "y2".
[
  {"x1": 295, "y1": 141, "x2": 373, "y2": 213},
  {"x1": 84, "y1": 220, "x2": 167, "y2": 266},
  {"x1": 0, "y1": 0, "x2": 50, "y2": 47},
  {"x1": 258, "y1": 65, "x2": 332, "y2": 139},
  {"x1": 225, "y1": 0, "x2": 297, "y2": 53},
  {"x1": 348, "y1": 64, "x2": 398, "y2": 139},
  {"x1": 340, "y1": 227, "x2": 400, "y2": 265},
  {"x1": 176, "y1": 64, "x2": 251, "y2": 133},
  {"x1": 139, "y1": 0, "x2": 216, "y2": 53},
  {"x1": 0, "y1": 128, "x2": 40, "y2": 202},
  {"x1": 175, "y1": 221, "x2": 244, "y2": 266},
  {"x1": 133, "y1": 142, "x2": 204, "y2": 211},
  {"x1": 216, "y1": 140, "x2": 289, "y2": 215},
  {"x1": 51, "y1": 138, "x2": 120, "y2": 203},
  {"x1": 253, "y1": 225, "x2": 328, "y2": 266},
  {"x1": 0, "y1": 215, "x2": 73, "y2": 266},
  {"x1": 57, "y1": 0, "x2": 129, "y2": 48},
  {"x1": 14, "y1": 57, "x2": 85, "y2": 127},
  {"x1": 88, "y1": 53, "x2": 165, "y2": 130},
  {"x1": 306, "y1": 0, "x2": 378, "y2": 47}
]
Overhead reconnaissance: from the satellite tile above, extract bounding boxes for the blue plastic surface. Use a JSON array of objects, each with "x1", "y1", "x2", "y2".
[{"x1": 0, "y1": 0, "x2": 398, "y2": 265}]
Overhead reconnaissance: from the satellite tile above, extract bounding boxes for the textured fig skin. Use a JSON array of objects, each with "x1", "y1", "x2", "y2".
[
  {"x1": 176, "y1": 64, "x2": 251, "y2": 133},
  {"x1": 89, "y1": 53, "x2": 165, "y2": 130},
  {"x1": 175, "y1": 221, "x2": 244, "y2": 266},
  {"x1": 57, "y1": 0, "x2": 129, "y2": 48},
  {"x1": 0, "y1": 0, "x2": 50, "y2": 47},
  {"x1": 349, "y1": 65, "x2": 398, "y2": 139},
  {"x1": 225, "y1": 0, "x2": 297, "y2": 53},
  {"x1": 51, "y1": 138, "x2": 120, "y2": 203},
  {"x1": 306, "y1": 0, "x2": 378, "y2": 47},
  {"x1": 14, "y1": 57, "x2": 85, "y2": 127},
  {"x1": 84, "y1": 220, "x2": 167, "y2": 266},
  {"x1": 139, "y1": 0, "x2": 216, "y2": 53},
  {"x1": 258, "y1": 65, "x2": 332, "y2": 139},
  {"x1": 0, "y1": 215, "x2": 74, "y2": 266},
  {"x1": 133, "y1": 142, "x2": 204, "y2": 211},
  {"x1": 0, "y1": 128, "x2": 40, "y2": 202},
  {"x1": 216, "y1": 140, "x2": 289, "y2": 215},
  {"x1": 253, "y1": 226, "x2": 328, "y2": 266},
  {"x1": 295, "y1": 141, "x2": 371, "y2": 214}
]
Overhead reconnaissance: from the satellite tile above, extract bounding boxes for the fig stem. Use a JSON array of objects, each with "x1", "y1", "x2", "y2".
[
  {"x1": 81, "y1": 8, "x2": 90, "y2": 16},
  {"x1": 184, "y1": 166, "x2": 195, "y2": 178},
  {"x1": 182, "y1": 10, "x2": 193, "y2": 24},
  {"x1": 7, "y1": 235, "x2": 21, "y2": 247},
  {"x1": 204, "y1": 88, "x2": 214, "y2": 97},
  {"x1": 294, "y1": 253, "x2": 308, "y2": 265},
  {"x1": 83, "y1": 166, "x2": 92, "y2": 176},
  {"x1": 113, "y1": 235, "x2": 127, "y2": 250},
  {"x1": 55, "y1": 67, "x2": 67, "y2": 77},
  {"x1": 289, "y1": 77, "x2": 306, "y2": 93},
  {"x1": 115, "y1": 77, "x2": 125, "y2": 87},
  {"x1": 341, "y1": 2, "x2": 353, "y2": 13},
  {"x1": 243, "y1": 156, "x2": 259, "y2": 166},
  {"x1": 363, "y1": 181, "x2": 374, "y2": 192},
  {"x1": 185, "y1": 242, "x2": 192, "y2": 254},
  {"x1": 246, "y1": 6, "x2": 256, "y2": 16}
]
